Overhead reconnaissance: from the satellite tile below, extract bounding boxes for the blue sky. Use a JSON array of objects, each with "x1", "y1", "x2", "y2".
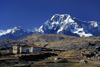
[{"x1": 0, "y1": 0, "x2": 100, "y2": 31}]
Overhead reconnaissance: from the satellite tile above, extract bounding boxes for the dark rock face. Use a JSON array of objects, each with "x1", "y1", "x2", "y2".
[{"x1": 88, "y1": 42, "x2": 96, "y2": 46}]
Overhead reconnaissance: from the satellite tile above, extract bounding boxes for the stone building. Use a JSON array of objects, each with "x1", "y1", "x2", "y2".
[{"x1": 13, "y1": 44, "x2": 41, "y2": 54}]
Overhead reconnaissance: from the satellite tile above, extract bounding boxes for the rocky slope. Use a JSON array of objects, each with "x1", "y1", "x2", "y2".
[{"x1": 0, "y1": 39, "x2": 25, "y2": 49}]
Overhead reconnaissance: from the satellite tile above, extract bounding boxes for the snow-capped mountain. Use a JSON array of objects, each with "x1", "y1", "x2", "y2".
[
  {"x1": 0, "y1": 26, "x2": 23, "y2": 36},
  {"x1": 39, "y1": 14, "x2": 100, "y2": 37},
  {"x1": 0, "y1": 14, "x2": 100, "y2": 40},
  {"x1": 0, "y1": 26, "x2": 35, "y2": 40}
]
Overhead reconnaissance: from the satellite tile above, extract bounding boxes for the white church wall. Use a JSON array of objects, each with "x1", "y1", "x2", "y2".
[
  {"x1": 22, "y1": 47, "x2": 31, "y2": 52},
  {"x1": 13, "y1": 46, "x2": 18, "y2": 54}
]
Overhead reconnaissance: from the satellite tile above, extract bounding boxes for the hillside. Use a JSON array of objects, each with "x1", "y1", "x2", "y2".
[
  {"x1": 18, "y1": 34, "x2": 100, "y2": 50},
  {"x1": 0, "y1": 39, "x2": 25, "y2": 49}
]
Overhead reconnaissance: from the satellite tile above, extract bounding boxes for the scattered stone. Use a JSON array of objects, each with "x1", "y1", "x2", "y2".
[
  {"x1": 95, "y1": 54, "x2": 99, "y2": 58},
  {"x1": 79, "y1": 59, "x2": 87, "y2": 64},
  {"x1": 54, "y1": 57, "x2": 61, "y2": 61},
  {"x1": 54, "y1": 57, "x2": 58, "y2": 60}
]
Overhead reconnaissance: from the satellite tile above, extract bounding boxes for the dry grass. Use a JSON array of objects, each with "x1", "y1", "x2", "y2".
[{"x1": 18, "y1": 34, "x2": 100, "y2": 50}]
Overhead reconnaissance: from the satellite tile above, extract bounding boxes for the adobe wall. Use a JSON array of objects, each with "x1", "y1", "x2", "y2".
[{"x1": 13, "y1": 46, "x2": 18, "y2": 54}]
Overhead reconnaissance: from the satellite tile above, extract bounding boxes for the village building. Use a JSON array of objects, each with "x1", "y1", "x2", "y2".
[{"x1": 13, "y1": 44, "x2": 41, "y2": 54}]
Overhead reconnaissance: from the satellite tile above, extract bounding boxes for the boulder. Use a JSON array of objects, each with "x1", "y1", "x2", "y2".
[{"x1": 79, "y1": 59, "x2": 87, "y2": 64}]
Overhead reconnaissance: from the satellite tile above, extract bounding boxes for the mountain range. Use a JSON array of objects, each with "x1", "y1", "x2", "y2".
[
  {"x1": 0, "y1": 14, "x2": 100, "y2": 40},
  {"x1": 0, "y1": 26, "x2": 40, "y2": 40}
]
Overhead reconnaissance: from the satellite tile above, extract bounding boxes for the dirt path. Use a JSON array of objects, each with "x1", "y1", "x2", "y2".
[{"x1": 0, "y1": 58, "x2": 18, "y2": 60}]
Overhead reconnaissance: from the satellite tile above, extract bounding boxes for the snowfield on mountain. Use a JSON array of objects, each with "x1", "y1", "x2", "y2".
[
  {"x1": 39, "y1": 14, "x2": 100, "y2": 37},
  {"x1": 0, "y1": 14, "x2": 100, "y2": 40}
]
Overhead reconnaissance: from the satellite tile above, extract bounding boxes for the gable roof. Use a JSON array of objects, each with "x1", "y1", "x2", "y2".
[{"x1": 13, "y1": 44, "x2": 42, "y2": 48}]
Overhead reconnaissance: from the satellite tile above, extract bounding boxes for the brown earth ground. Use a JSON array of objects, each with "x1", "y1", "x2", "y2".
[
  {"x1": 0, "y1": 51, "x2": 100, "y2": 67},
  {"x1": 32, "y1": 51, "x2": 100, "y2": 67}
]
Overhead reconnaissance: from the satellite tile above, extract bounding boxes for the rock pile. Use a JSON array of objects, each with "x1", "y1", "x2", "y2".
[{"x1": 79, "y1": 59, "x2": 87, "y2": 64}]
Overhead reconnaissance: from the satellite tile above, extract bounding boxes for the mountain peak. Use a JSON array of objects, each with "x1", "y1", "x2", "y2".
[
  {"x1": 0, "y1": 26, "x2": 35, "y2": 40},
  {"x1": 12, "y1": 26, "x2": 23, "y2": 32},
  {"x1": 0, "y1": 26, "x2": 23, "y2": 36},
  {"x1": 51, "y1": 14, "x2": 70, "y2": 21},
  {"x1": 38, "y1": 14, "x2": 100, "y2": 37},
  {"x1": 13, "y1": 26, "x2": 22, "y2": 30}
]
